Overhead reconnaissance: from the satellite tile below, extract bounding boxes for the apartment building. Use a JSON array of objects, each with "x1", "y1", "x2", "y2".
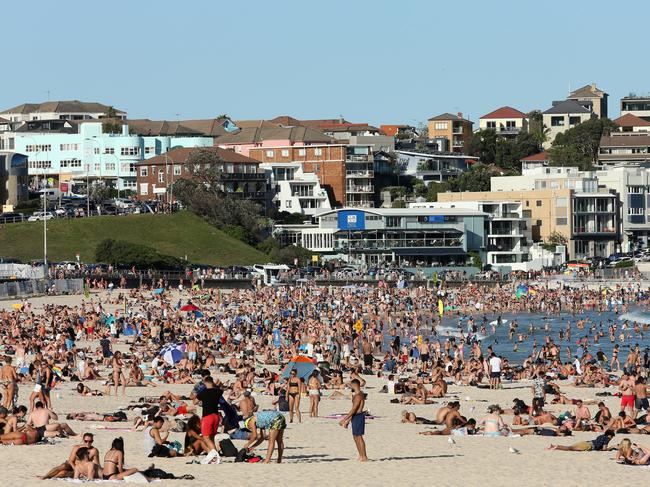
[
  {"x1": 541, "y1": 100, "x2": 593, "y2": 148},
  {"x1": 316, "y1": 123, "x2": 394, "y2": 152},
  {"x1": 613, "y1": 114, "x2": 650, "y2": 133},
  {"x1": 0, "y1": 152, "x2": 28, "y2": 206},
  {"x1": 217, "y1": 126, "x2": 334, "y2": 157},
  {"x1": 248, "y1": 144, "x2": 374, "y2": 208},
  {"x1": 274, "y1": 207, "x2": 486, "y2": 266},
  {"x1": 0, "y1": 121, "x2": 212, "y2": 192},
  {"x1": 567, "y1": 84, "x2": 608, "y2": 118},
  {"x1": 438, "y1": 166, "x2": 620, "y2": 260},
  {"x1": 259, "y1": 162, "x2": 331, "y2": 215},
  {"x1": 620, "y1": 95, "x2": 650, "y2": 122},
  {"x1": 478, "y1": 106, "x2": 528, "y2": 136},
  {"x1": 598, "y1": 133, "x2": 650, "y2": 166},
  {"x1": 395, "y1": 150, "x2": 478, "y2": 185},
  {"x1": 135, "y1": 147, "x2": 268, "y2": 210},
  {"x1": 0, "y1": 100, "x2": 126, "y2": 125},
  {"x1": 427, "y1": 113, "x2": 473, "y2": 153}
]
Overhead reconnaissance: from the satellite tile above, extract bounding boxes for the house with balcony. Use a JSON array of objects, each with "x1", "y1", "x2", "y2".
[
  {"x1": 541, "y1": 100, "x2": 593, "y2": 148},
  {"x1": 395, "y1": 150, "x2": 478, "y2": 186},
  {"x1": 613, "y1": 113, "x2": 650, "y2": 133},
  {"x1": 598, "y1": 133, "x2": 650, "y2": 166},
  {"x1": 427, "y1": 113, "x2": 473, "y2": 153},
  {"x1": 620, "y1": 95, "x2": 650, "y2": 122},
  {"x1": 567, "y1": 84, "x2": 608, "y2": 118},
  {"x1": 274, "y1": 207, "x2": 487, "y2": 266},
  {"x1": 259, "y1": 162, "x2": 331, "y2": 215},
  {"x1": 0, "y1": 100, "x2": 126, "y2": 125},
  {"x1": 479, "y1": 106, "x2": 528, "y2": 136},
  {"x1": 135, "y1": 146, "x2": 269, "y2": 211},
  {"x1": 217, "y1": 126, "x2": 335, "y2": 157},
  {"x1": 572, "y1": 192, "x2": 619, "y2": 259}
]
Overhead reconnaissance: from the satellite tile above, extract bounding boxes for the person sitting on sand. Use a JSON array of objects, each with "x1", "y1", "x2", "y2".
[
  {"x1": 548, "y1": 429, "x2": 615, "y2": 451},
  {"x1": 39, "y1": 433, "x2": 100, "y2": 479},
  {"x1": 183, "y1": 414, "x2": 221, "y2": 464},
  {"x1": 144, "y1": 416, "x2": 179, "y2": 457},
  {"x1": 478, "y1": 405, "x2": 509, "y2": 437},
  {"x1": 616, "y1": 438, "x2": 650, "y2": 465},
  {"x1": 103, "y1": 437, "x2": 140, "y2": 480},
  {"x1": 73, "y1": 447, "x2": 102, "y2": 480},
  {"x1": 27, "y1": 401, "x2": 77, "y2": 438},
  {"x1": 76, "y1": 383, "x2": 102, "y2": 396},
  {"x1": 605, "y1": 411, "x2": 636, "y2": 433}
]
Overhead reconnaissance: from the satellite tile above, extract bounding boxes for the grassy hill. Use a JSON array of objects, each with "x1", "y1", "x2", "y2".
[{"x1": 0, "y1": 211, "x2": 268, "y2": 266}]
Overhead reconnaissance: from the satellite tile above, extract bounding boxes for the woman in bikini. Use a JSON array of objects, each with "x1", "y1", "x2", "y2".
[
  {"x1": 111, "y1": 352, "x2": 126, "y2": 396},
  {"x1": 307, "y1": 370, "x2": 321, "y2": 418},
  {"x1": 73, "y1": 447, "x2": 101, "y2": 480},
  {"x1": 103, "y1": 437, "x2": 139, "y2": 480},
  {"x1": 286, "y1": 369, "x2": 301, "y2": 423}
]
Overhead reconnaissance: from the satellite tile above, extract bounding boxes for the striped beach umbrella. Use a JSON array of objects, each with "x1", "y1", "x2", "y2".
[{"x1": 160, "y1": 343, "x2": 183, "y2": 365}]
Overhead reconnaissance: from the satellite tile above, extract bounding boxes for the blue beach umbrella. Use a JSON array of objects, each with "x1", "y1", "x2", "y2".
[
  {"x1": 160, "y1": 343, "x2": 183, "y2": 365},
  {"x1": 280, "y1": 356, "x2": 317, "y2": 380}
]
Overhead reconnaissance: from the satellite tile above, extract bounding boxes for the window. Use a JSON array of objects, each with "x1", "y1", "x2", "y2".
[
  {"x1": 556, "y1": 217, "x2": 567, "y2": 225},
  {"x1": 94, "y1": 147, "x2": 100, "y2": 155},
  {"x1": 103, "y1": 147, "x2": 115, "y2": 154},
  {"x1": 286, "y1": 201, "x2": 292, "y2": 208},
  {"x1": 105, "y1": 163, "x2": 116, "y2": 171},
  {"x1": 120, "y1": 163, "x2": 130, "y2": 173},
  {"x1": 569, "y1": 116, "x2": 581, "y2": 126},
  {"x1": 145, "y1": 146, "x2": 156, "y2": 154},
  {"x1": 628, "y1": 186, "x2": 644, "y2": 194},
  {"x1": 120, "y1": 147, "x2": 140, "y2": 156},
  {"x1": 59, "y1": 143, "x2": 80, "y2": 151},
  {"x1": 158, "y1": 171, "x2": 165, "y2": 183},
  {"x1": 386, "y1": 216, "x2": 402, "y2": 227},
  {"x1": 25, "y1": 144, "x2": 52, "y2": 152},
  {"x1": 60, "y1": 158, "x2": 81, "y2": 168},
  {"x1": 434, "y1": 122, "x2": 448, "y2": 130},
  {"x1": 536, "y1": 200, "x2": 542, "y2": 207},
  {"x1": 556, "y1": 197, "x2": 567, "y2": 207},
  {"x1": 314, "y1": 148, "x2": 323, "y2": 156},
  {"x1": 140, "y1": 167, "x2": 148, "y2": 177},
  {"x1": 94, "y1": 163, "x2": 101, "y2": 171},
  {"x1": 281, "y1": 149, "x2": 289, "y2": 157},
  {"x1": 139, "y1": 183, "x2": 148, "y2": 195},
  {"x1": 265, "y1": 150, "x2": 274, "y2": 158},
  {"x1": 173, "y1": 165, "x2": 181, "y2": 175},
  {"x1": 525, "y1": 201, "x2": 529, "y2": 206},
  {"x1": 629, "y1": 207, "x2": 644, "y2": 215},
  {"x1": 486, "y1": 121, "x2": 496, "y2": 129},
  {"x1": 298, "y1": 148, "x2": 306, "y2": 156},
  {"x1": 28, "y1": 160, "x2": 52, "y2": 169},
  {"x1": 550, "y1": 116, "x2": 564, "y2": 127}
]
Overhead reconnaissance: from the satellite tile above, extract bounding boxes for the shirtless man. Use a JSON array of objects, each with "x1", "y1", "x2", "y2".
[
  {"x1": 339, "y1": 379, "x2": 368, "y2": 462},
  {"x1": 27, "y1": 401, "x2": 77, "y2": 438},
  {"x1": 634, "y1": 376, "x2": 649, "y2": 416},
  {"x1": 619, "y1": 374, "x2": 636, "y2": 418},
  {"x1": 573, "y1": 400, "x2": 592, "y2": 431},
  {"x1": 0, "y1": 356, "x2": 18, "y2": 409},
  {"x1": 238, "y1": 390, "x2": 258, "y2": 419},
  {"x1": 39, "y1": 433, "x2": 100, "y2": 479}
]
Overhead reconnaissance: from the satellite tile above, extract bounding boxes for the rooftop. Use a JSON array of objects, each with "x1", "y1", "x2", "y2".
[
  {"x1": 314, "y1": 207, "x2": 486, "y2": 218},
  {"x1": 600, "y1": 133, "x2": 650, "y2": 147},
  {"x1": 568, "y1": 84, "x2": 607, "y2": 98},
  {"x1": 218, "y1": 125, "x2": 334, "y2": 144},
  {"x1": 0, "y1": 100, "x2": 125, "y2": 115},
  {"x1": 520, "y1": 151, "x2": 550, "y2": 162},
  {"x1": 480, "y1": 106, "x2": 528, "y2": 120},
  {"x1": 428, "y1": 112, "x2": 473, "y2": 123},
  {"x1": 139, "y1": 147, "x2": 260, "y2": 165},
  {"x1": 126, "y1": 119, "x2": 205, "y2": 137},
  {"x1": 542, "y1": 99, "x2": 592, "y2": 115},
  {"x1": 613, "y1": 113, "x2": 650, "y2": 127}
]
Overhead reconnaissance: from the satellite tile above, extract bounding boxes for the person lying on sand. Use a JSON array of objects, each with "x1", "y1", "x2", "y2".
[{"x1": 548, "y1": 429, "x2": 615, "y2": 451}]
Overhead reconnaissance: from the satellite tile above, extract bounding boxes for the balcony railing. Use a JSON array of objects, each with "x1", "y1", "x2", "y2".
[
  {"x1": 346, "y1": 185, "x2": 374, "y2": 193},
  {"x1": 219, "y1": 172, "x2": 267, "y2": 180},
  {"x1": 346, "y1": 155, "x2": 373, "y2": 162},
  {"x1": 334, "y1": 236, "x2": 463, "y2": 251},
  {"x1": 346, "y1": 170, "x2": 374, "y2": 178},
  {"x1": 573, "y1": 227, "x2": 616, "y2": 234}
]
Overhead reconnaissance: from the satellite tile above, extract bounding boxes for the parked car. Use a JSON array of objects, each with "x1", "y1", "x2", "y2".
[{"x1": 27, "y1": 211, "x2": 55, "y2": 221}]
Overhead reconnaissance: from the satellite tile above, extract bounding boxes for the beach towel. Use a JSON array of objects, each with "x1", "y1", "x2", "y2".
[{"x1": 324, "y1": 413, "x2": 378, "y2": 420}]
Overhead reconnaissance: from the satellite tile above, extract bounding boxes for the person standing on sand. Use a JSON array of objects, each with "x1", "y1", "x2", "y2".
[{"x1": 339, "y1": 378, "x2": 368, "y2": 462}]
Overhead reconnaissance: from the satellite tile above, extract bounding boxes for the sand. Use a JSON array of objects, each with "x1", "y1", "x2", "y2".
[{"x1": 1, "y1": 293, "x2": 648, "y2": 486}]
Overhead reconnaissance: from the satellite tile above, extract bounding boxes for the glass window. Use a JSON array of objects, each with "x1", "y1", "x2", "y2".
[
  {"x1": 556, "y1": 197, "x2": 567, "y2": 207},
  {"x1": 314, "y1": 148, "x2": 323, "y2": 156},
  {"x1": 265, "y1": 150, "x2": 274, "y2": 157}
]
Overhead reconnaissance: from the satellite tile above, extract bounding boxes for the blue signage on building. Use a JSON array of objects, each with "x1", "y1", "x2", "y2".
[{"x1": 338, "y1": 210, "x2": 366, "y2": 230}]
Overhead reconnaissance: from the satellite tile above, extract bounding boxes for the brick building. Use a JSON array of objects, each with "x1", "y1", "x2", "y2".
[
  {"x1": 248, "y1": 144, "x2": 374, "y2": 208},
  {"x1": 135, "y1": 147, "x2": 269, "y2": 211}
]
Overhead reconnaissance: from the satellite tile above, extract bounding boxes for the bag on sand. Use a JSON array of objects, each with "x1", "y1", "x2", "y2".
[
  {"x1": 278, "y1": 395, "x2": 289, "y2": 412},
  {"x1": 219, "y1": 438, "x2": 238, "y2": 457}
]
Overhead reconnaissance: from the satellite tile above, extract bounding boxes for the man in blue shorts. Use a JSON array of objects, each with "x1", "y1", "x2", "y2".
[{"x1": 339, "y1": 379, "x2": 368, "y2": 461}]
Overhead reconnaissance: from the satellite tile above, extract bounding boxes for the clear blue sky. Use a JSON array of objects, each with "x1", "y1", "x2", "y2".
[{"x1": 3, "y1": 0, "x2": 649, "y2": 126}]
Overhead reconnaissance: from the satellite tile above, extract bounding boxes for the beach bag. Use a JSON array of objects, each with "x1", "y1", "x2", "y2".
[
  {"x1": 219, "y1": 438, "x2": 238, "y2": 457},
  {"x1": 278, "y1": 395, "x2": 289, "y2": 412}
]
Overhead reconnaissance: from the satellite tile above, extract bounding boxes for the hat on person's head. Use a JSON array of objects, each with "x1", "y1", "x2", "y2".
[{"x1": 243, "y1": 390, "x2": 251, "y2": 397}]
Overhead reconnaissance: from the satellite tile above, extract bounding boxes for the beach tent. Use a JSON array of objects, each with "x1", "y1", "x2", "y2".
[{"x1": 280, "y1": 355, "x2": 317, "y2": 380}]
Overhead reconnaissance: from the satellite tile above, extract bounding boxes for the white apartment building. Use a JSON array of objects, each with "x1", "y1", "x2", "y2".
[
  {"x1": 260, "y1": 162, "x2": 331, "y2": 215},
  {"x1": 0, "y1": 100, "x2": 126, "y2": 124}
]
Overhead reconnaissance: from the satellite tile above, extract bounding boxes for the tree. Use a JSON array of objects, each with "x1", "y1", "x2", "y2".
[
  {"x1": 467, "y1": 129, "x2": 498, "y2": 165},
  {"x1": 549, "y1": 117, "x2": 617, "y2": 169},
  {"x1": 528, "y1": 110, "x2": 549, "y2": 147},
  {"x1": 426, "y1": 164, "x2": 497, "y2": 201},
  {"x1": 102, "y1": 106, "x2": 122, "y2": 134},
  {"x1": 172, "y1": 148, "x2": 265, "y2": 241},
  {"x1": 495, "y1": 132, "x2": 540, "y2": 171},
  {"x1": 95, "y1": 238, "x2": 183, "y2": 269}
]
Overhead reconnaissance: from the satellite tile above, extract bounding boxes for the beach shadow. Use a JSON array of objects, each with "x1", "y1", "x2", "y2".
[
  {"x1": 287, "y1": 454, "x2": 349, "y2": 463},
  {"x1": 376, "y1": 454, "x2": 460, "y2": 461}
]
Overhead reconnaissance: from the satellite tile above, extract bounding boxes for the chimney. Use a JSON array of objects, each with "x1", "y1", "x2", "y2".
[
  {"x1": 457, "y1": 112, "x2": 463, "y2": 119},
  {"x1": 591, "y1": 83, "x2": 596, "y2": 91}
]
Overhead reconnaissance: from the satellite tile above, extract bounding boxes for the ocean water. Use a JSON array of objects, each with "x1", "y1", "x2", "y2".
[{"x1": 399, "y1": 307, "x2": 650, "y2": 363}]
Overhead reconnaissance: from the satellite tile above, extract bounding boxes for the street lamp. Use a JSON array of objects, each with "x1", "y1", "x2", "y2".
[
  {"x1": 21, "y1": 135, "x2": 48, "y2": 274},
  {"x1": 163, "y1": 153, "x2": 173, "y2": 207},
  {"x1": 84, "y1": 138, "x2": 102, "y2": 217}
]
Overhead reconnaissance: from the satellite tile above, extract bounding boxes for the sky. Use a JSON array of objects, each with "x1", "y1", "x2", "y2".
[{"x1": 3, "y1": 0, "x2": 650, "y2": 127}]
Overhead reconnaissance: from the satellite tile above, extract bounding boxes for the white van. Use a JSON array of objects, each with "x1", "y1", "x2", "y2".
[{"x1": 38, "y1": 188, "x2": 61, "y2": 201}]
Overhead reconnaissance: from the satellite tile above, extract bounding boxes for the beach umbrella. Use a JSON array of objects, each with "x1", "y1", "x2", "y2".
[
  {"x1": 11, "y1": 303, "x2": 22, "y2": 310},
  {"x1": 180, "y1": 303, "x2": 200, "y2": 312},
  {"x1": 160, "y1": 343, "x2": 183, "y2": 365},
  {"x1": 280, "y1": 355, "x2": 317, "y2": 380},
  {"x1": 153, "y1": 288, "x2": 164, "y2": 295}
]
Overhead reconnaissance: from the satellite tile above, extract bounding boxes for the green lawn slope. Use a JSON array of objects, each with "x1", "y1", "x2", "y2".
[{"x1": 0, "y1": 211, "x2": 267, "y2": 266}]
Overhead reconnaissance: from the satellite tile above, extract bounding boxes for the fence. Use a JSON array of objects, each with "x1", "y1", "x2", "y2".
[{"x1": 0, "y1": 278, "x2": 84, "y2": 299}]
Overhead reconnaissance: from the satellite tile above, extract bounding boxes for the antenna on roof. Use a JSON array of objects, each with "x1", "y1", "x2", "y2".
[
  {"x1": 45, "y1": 90, "x2": 50, "y2": 101},
  {"x1": 175, "y1": 113, "x2": 180, "y2": 121}
]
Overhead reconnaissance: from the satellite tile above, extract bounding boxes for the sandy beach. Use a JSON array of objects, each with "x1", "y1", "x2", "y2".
[{"x1": 0, "y1": 292, "x2": 648, "y2": 486}]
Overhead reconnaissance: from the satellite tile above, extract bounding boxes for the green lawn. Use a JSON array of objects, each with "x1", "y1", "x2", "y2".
[{"x1": 0, "y1": 211, "x2": 268, "y2": 266}]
